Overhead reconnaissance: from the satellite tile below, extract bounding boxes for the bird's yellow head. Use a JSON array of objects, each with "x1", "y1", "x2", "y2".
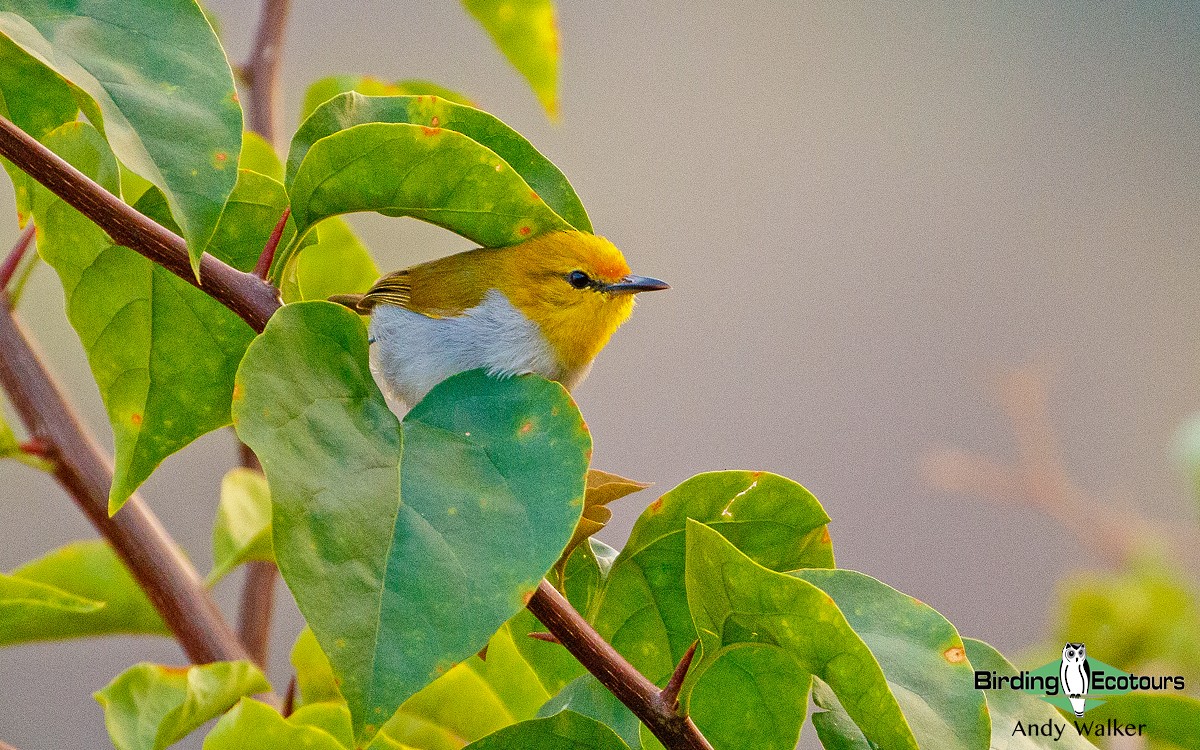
[{"x1": 495, "y1": 231, "x2": 669, "y2": 377}]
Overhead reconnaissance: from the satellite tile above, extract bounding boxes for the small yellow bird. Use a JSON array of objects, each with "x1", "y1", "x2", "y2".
[{"x1": 331, "y1": 230, "x2": 668, "y2": 409}]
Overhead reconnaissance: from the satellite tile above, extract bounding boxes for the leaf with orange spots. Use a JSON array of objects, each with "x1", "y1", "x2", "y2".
[
  {"x1": 28, "y1": 124, "x2": 286, "y2": 512},
  {"x1": 232, "y1": 302, "x2": 589, "y2": 739},
  {"x1": 0, "y1": 0, "x2": 243, "y2": 271},
  {"x1": 300, "y1": 76, "x2": 476, "y2": 122},
  {"x1": 95, "y1": 660, "x2": 269, "y2": 750},
  {"x1": 461, "y1": 0, "x2": 560, "y2": 119},
  {"x1": 684, "y1": 521, "x2": 918, "y2": 750},
  {"x1": 797, "y1": 570, "x2": 988, "y2": 750}
]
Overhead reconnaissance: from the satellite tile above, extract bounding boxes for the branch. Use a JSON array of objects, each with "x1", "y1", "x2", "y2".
[
  {"x1": 527, "y1": 582, "x2": 713, "y2": 750},
  {"x1": 236, "y1": 442, "x2": 276, "y2": 668},
  {"x1": 241, "y1": 0, "x2": 291, "y2": 144},
  {"x1": 0, "y1": 109, "x2": 712, "y2": 749},
  {"x1": 0, "y1": 117, "x2": 278, "y2": 333},
  {"x1": 0, "y1": 292, "x2": 250, "y2": 665}
]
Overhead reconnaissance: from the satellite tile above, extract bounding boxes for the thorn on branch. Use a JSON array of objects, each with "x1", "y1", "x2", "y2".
[
  {"x1": 527, "y1": 631, "x2": 562, "y2": 645},
  {"x1": 253, "y1": 207, "x2": 290, "y2": 281},
  {"x1": 1, "y1": 224, "x2": 37, "y2": 298},
  {"x1": 660, "y1": 641, "x2": 698, "y2": 714},
  {"x1": 281, "y1": 675, "x2": 296, "y2": 718}
]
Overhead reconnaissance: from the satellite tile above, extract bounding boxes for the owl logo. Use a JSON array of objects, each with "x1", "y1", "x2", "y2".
[{"x1": 1060, "y1": 642, "x2": 1091, "y2": 717}]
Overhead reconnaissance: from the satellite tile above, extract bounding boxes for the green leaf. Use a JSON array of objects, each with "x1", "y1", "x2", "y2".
[
  {"x1": 684, "y1": 521, "x2": 917, "y2": 750},
  {"x1": 239, "y1": 131, "x2": 284, "y2": 181},
  {"x1": 284, "y1": 216, "x2": 379, "y2": 303},
  {"x1": 232, "y1": 301, "x2": 589, "y2": 737},
  {"x1": 795, "y1": 569, "x2": 989, "y2": 750},
  {"x1": 96, "y1": 661, "x2": 270, "y2": 750},
  {"x1": 539, "y1": 676, "x2": 641, "y2": 750},
  {"x1": 290, "y1": 627, "x2": 344, "y2": 709},
  {"x1": 0, "y1": 33, "x2": 76, "y2": 223},
  {"x1": 0, "y1": 572, "x2": 104, "y2": 636},
  {"x1": 0, "y1": 0, "x2": 242, "y2": 268},
  {"x1": 207, "y1": 467, "x2": 273, "y2": 585},
  {"x1": 29, "y1": 122, "x2": 278, "y2": 510},
  {"x1": 686, "y1": 644, "x2": 810, "y2": 750},
  {"x1": 461, "y1": 712, "x2": 631, "y2": 750},
  {"x1": 461, "y1": 0, "x2": 560, "y2": 118},
  {"x1": 961, "y1": 639, "x2": 1097, "y2": 750},
  {"x1": 300, "y1": 76, "x2": 476, "y2": 123},
  {"x1": 2, "y1": 540, "x2": 167, "y2": 644},
  {"x1": 561, "y1": 537, "x2": 617, "y2": 621},
  {"x1": 203, "y1": 698, "x2": 349, "y2": 750},
  {"x1": 592, "y1": 471, "x2": 833, "y2": 683},
  {"x1": 1082, "y1": 693, "x2": 1200, "y2": 749},
  {"x1": 286, "y1": 93, "x2": 591, "y2": 243}
]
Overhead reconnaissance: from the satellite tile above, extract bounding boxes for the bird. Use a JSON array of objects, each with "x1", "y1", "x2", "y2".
[
  {"x1": 1060, "y1": 642, "x2": 1091, "y2": 718},
  {"x1": 330, "y1": 230, "x2": 668, "y2": 410}
]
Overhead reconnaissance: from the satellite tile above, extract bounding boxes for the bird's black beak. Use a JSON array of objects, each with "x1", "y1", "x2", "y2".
[{"x1": 604, "y1": 275, "x2": 670, "y2": 294}]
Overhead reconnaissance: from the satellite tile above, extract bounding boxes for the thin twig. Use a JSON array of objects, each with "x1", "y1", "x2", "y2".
[
  {"x1": 236, "y1": 442, "x2": 277, "y2": 668},
  {"x1": 0, "y1": 293, "x2": 251, "y2": 665},
  {"x1": 0, "y1": 116, "x2": 279, "y2": 332},
  {"x1": 242, "y1": 0, "x2": 291, "y2": 144},
  {"x1": 0, "y1": 109, "x2": 712, "y2": 750},
  {"x1": 0, "y1": 224, "x2": 36, "y2": 295},
  {"x1": 527, "y1": 581, "x2": 713, "y2": 750},
  {"x1": 252, "y1": 207, "x2": 290, "y2": 280}
]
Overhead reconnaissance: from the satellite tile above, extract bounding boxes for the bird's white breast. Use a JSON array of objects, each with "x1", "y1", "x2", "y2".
[{"x1": 367, "y1": 289, "x2": 559, "y2": 410}]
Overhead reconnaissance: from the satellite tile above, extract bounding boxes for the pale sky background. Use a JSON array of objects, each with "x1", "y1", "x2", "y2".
[{"x1": 2, "y1": 2, "x2": 1199, "y2": 748}]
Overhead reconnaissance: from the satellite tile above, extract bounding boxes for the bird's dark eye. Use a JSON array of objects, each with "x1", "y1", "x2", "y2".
[{"x1": 567, "y1": 270, "x2": 592, "y2": 289}]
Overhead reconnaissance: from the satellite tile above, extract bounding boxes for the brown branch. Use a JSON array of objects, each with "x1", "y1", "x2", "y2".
[
  {"x1": 0, "y1": 223, "x2": 36, "y2": 294},
  {"x1": 236, "y1": 442, "x2": 277, "y2": 668},
  {"x1": 0, "y1": 107, "x2": 712, "y2": 749},
  {"x1": 241, "y1": 0, "x2": 291, "y2": 144},
  {"x1": 0, "y1": 117, "x2": 279, "y2": 333},
  {"x1": 527, "y1": 581, "x2": 713, "y2": 750},
  {"x1": 0, "y1": 292, "x2": 250, "y2": 665}
]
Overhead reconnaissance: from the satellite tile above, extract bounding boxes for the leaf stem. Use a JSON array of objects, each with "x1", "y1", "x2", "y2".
[
  {"x1": 0, "y1": 107, "x2": 712, "y2": 750},
  {"x1": 0, "y1": 224, "x2": 36, "y2": 299},
  {"x1": 527, "y1": 581, "x2": 713, "y2": 750},
  {"x1": 252, "y1": 207, "x2": 290, "y2": 280},
  {"x1": 0, "y1": 292, "x2": 253, "y2": 665}
]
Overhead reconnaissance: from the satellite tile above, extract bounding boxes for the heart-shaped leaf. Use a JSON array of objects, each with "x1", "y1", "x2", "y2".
[
  {"x1": 461, "y1": 0, "x2": 560, "y2": 118},
  {"x1": 286, "y1": 93, "x2": 591, "y2": 238},
  {"x1": 685, "y1": 521, "x2": 918, "y2": 750},
  {"x1": 232, "y1": 301, "x2": 589, "y2": 737},
  {"x1": 0, "y1": 0, "x2": 242, "y2": 267}
]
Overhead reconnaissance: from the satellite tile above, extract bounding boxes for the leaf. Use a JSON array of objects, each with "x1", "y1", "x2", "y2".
[
  {"x1": 0, "y1": 0, "x2": 243, "y2": 268},
  {"x1": 592, "y1": 471, "x2": 834, "y2": 683},
  {"x1": 290, "y1": 626, "x2": 344, "y2": 709},
  {"x1": 561, "y1": 537, "x2": 618, "y2": 620},
  {"x1": 2, "y1": 540, "x2": 167, "y2": 645},
  {"x1": 285, "y1": 216, "x2": 379, "y2": 303},
  {"x1": 795, "y1": 569, "x2": 989, "y2": 750},
  {"x1": 686, "y1": 644, "x2": 810, "y2": 750},
  {"x1": 1082, "y1": 693, "x2": 1200, "y2": 749},
  {"x1": 961, "y1": 639, "x2": 1098, "y2": 750},
  {"x1": 96, "y1": 661, "x2": 270, "y2": 750},
  {"x1": 286, "y1": 93, "x2": 591, "y2": 244},
  {"x1": 207, "y1": 467, "x2": 273, "y2": 585},
  {"x1": 203, "y1": 698, "x2": 349, "y2": 750},
  {"x1": 232, "y1": 301, "x2": 589, "y2": 737},
  {"x1": 461, "y1": 712, "x2": 631, "y2": 750},
  {"x1": 0, "y1": 33, "x2": 76, "y2": 223},
  {"x1": 29, "y1": 122, "x2": 280, "y2": 510},
  {"x1": 555, "y1": 470, "x2": 648, "y2": 575},
  {"x1": 684, "y1": 521, "x2": 917, "y2": 750},
  {"x1": 461, "y1": 0, "x2": 560, "y2": 118},
  {"x1": 240, "y1": 130, "x2": 284, "y2": 181},
  {"x1": 538, "y1": 676, "x2": 641, "y2": 750},
  {"x1": 301, "y1": 76, "x2": 475, "y2": 123},
  {"x1": 0, "y1": 572, "x2": 104, "y2": 637}
]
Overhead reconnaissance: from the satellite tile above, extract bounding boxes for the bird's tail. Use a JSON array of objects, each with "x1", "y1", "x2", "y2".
[{"x1": 328, "y1": 293, "x2": 367, "y2": 313}]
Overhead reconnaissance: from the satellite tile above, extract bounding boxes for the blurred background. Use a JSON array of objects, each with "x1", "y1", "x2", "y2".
[{"x1": 2, "y1": 1, "x2": 1198, "y2": 747}]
